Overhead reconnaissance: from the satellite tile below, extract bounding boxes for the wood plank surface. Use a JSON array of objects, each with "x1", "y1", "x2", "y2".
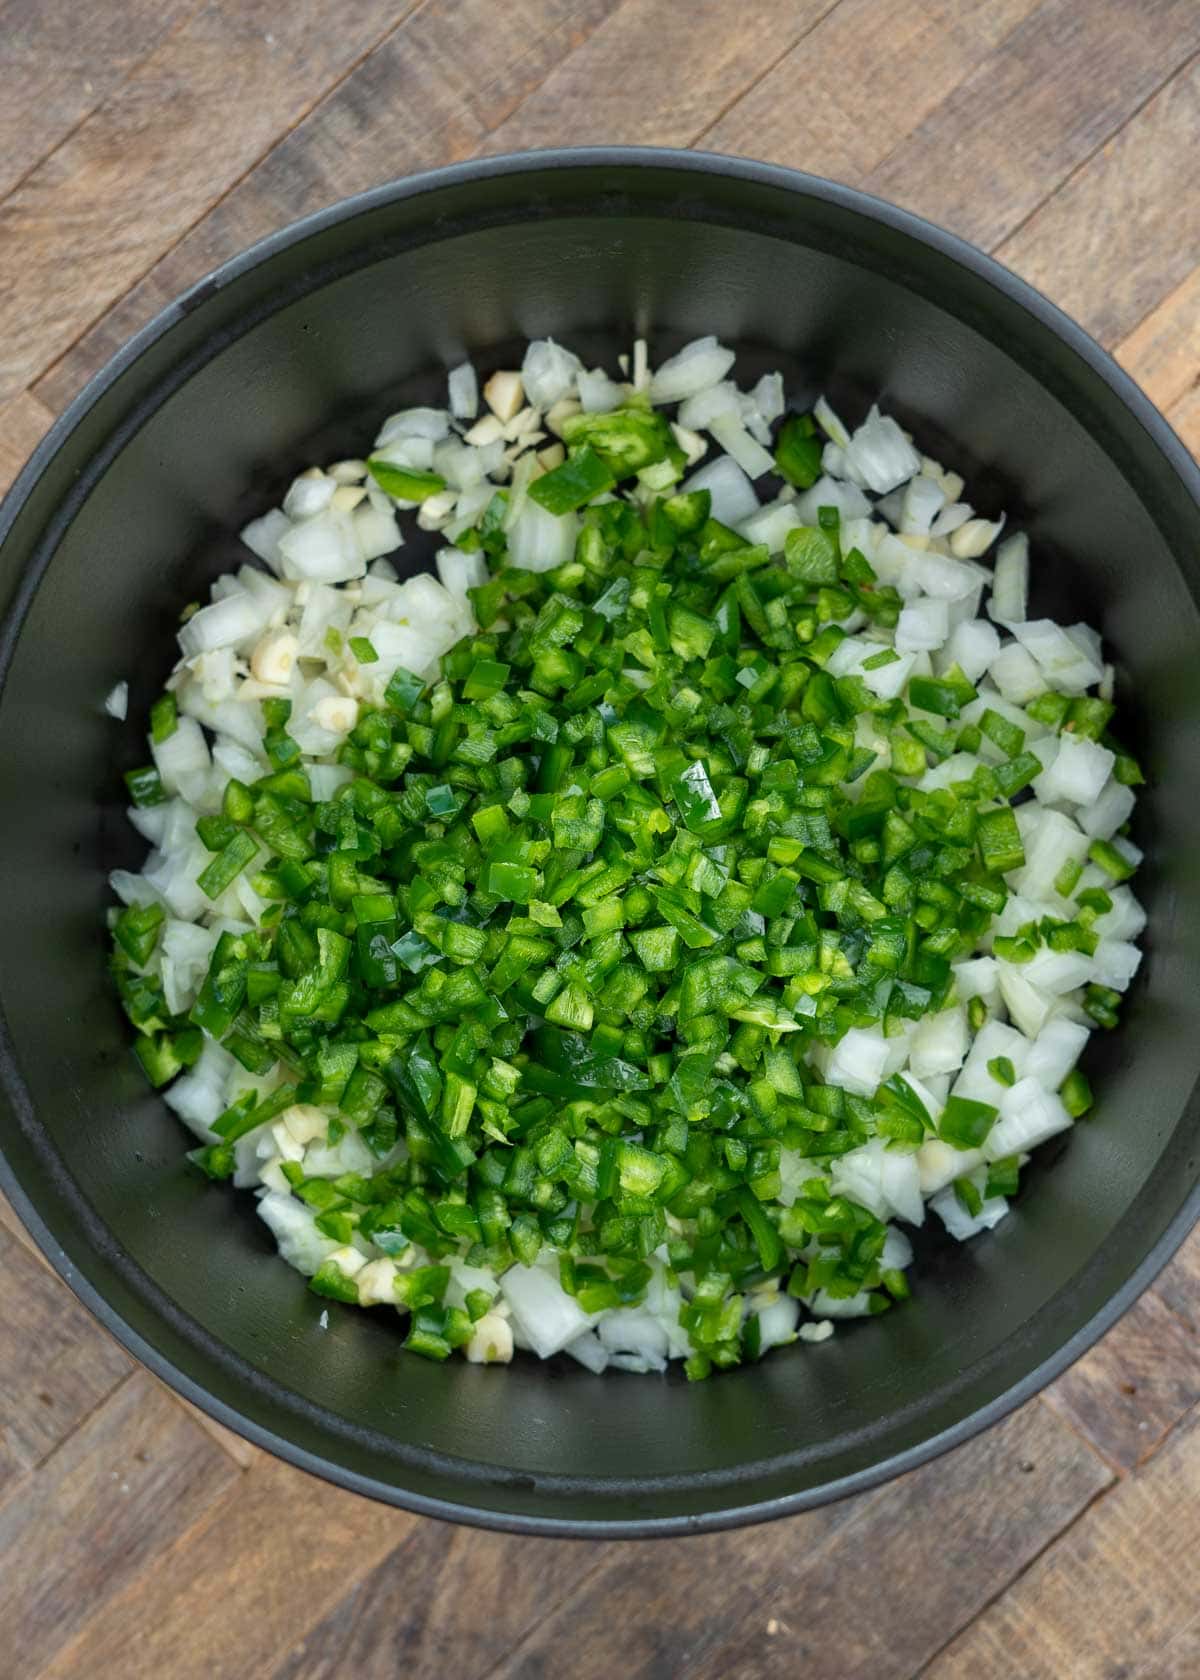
[
  {"x1": 0, "y1": 4, "x2": 1198, "y2": 1678},
  {"x1": 1043, "y1": 1289, "x2": 1200, "y2": 1472},
  {"x1": 864, "y1": 0, "x2": 1200, "y2": 253},
  {"x1": 0, "y1": 0, "x2": 421, "y2": 402},
  {"x1": 479, "y1": 0, "x2": 840, "y2": 153},
  {"x1": 272, "y1": 1527, "x2": 618, "y2": 1680},
  {"x1": 0, "y1": 0, "x2": 203, "y2": 203},
  {"x1": 1116, "y1": 268, "x2": 1200, "y2": 414},
  {"x1": 923, "y1": 1409, "x2": 1200, "y2": 1680},
  {"x1": 0, "y1": 1229, "x2": 130, "y2": 1487},
  {"x1": 998, "y1": 51, "x2": 1200, "y2": 346},
  {"x1": 37, "y1": 1457, "x2": 413, "y2": 1680},
  {"x1": 32, "y1": 0, "x2": 626, "y2": 413},
  {"x1": 0, "y1": 1373, "x2": 238, "y2": 1676},
  {"x1": 485, "y1": 1403, "x2": 1110, "y2": 1680},
  {"x1": 706, "y1": 0, "x2": 1048, "y2": 184}
]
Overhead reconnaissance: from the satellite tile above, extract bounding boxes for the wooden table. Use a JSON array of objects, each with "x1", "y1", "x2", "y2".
[{"x1": 2, "y1": 2, "x2": 1199, "y2": 1674}]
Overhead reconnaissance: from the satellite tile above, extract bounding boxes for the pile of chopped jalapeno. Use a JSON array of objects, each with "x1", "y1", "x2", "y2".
[{"x1": 107, "y1": 337, "x2": 1145, "y2": 1375}]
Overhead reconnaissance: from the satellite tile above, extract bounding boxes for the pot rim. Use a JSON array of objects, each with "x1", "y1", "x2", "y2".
[{"x1": 2, "y1": 145, "x2": 1198, "y2": 1538}]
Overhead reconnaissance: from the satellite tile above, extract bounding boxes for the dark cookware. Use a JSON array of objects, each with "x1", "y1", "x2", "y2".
[{"x1": 2, "y1": 149, "x2": 1198, "y2": 1536}]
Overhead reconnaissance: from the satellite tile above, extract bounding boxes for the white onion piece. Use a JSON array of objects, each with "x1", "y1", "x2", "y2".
[
  {"x1": 277, "y1": 511, "x2": 365, "y2": 584},
  {"x1": 754, "y1": 1295, "x2": 800, "y2": 1352},
  {"x1": 507, "y1": 499, "x2": 579, "y2": 573},
  {"x1": 911, "y1": 550, "x2": 982, "y2": 601},
  {"x1": 739, "y1": 499, "x2": 801, "y2": 553},
  {"x1": 1023, "y1": 948, "x2": 1095, "y2": 996},
  {"x1": 1011, "y1": 619, "x2": 1104, "y2": 692},
  {"x1": 989, "y1": 642, "x2": 1046, "y2": 705},
  {"x1": 792, "y1": 475, "x2": 871, "y2": 523},
  {"x1": 708, "y1": 411, "x2": 775, "y2": 479},
  {"x1": 824, "y1": 1026, "x2": 890, "y2": 1097},
  {"x1": 1090, "y1": 940, "x2": 1142, "y2": 992},
  {"x1": 930, "y1": 501, "x2": 972, "y2": 537},
  {"x1": 1078, "y1": 778, "x2": 1136, "y2": 840},
  {"x1": 930, "y1": 1186, "x2": 1009, "y2": 1240},
  {"x1": 649, "y1": 335, "x2": 736, "y2": 404},
  {"x1": 1032, "y1": 734, "x2": 1116, "y2": 807},
  {"x1": 682, "y1": 455, "x2": 760, "y2": 527},
  {"x1": 751, "y1": 372, "x2": 785, "y2": 423},
  {"x1": 842, "y1": 406, "x2": 922, "y2": 494},
  {"x1": 447, "y1": 361, "x2": 478, "y2": 420},
  {"x1": 677, "y1": 381, "x2": 741, "y2": 431},
  {"x1": 353, "y1": 502, "x2": 403, "y2": 561},
  {"x1": 257, "y1": 1193, "x2": 339, "y2": 1276},
  {"x1": 372, "y1": 435, "x2": 435, "y2": 472},
  {"x1": 909, "y1": 1008, "x2": 969, "y2": 1078},
  {"x1": 917, "y1": 1140, "x2": 984, "y2": 1196},
  {"x1": 989, "y1": 532, "x2": 1029, "y2": 623},
  {"x1": 109, "y1": 868, "x2": 163, "y2": 908},
  {"x1": 953, "y1": 955, "x2": 1001, "y2": 1010},
  {"x1": 576, "y1": 368, "x2": 624, "y2": 413},
  {"x1": 939, "y1": 618, "x2": 1000, "y2": 681},
  {"x1": 997, "y1": 967, "x2": 1054, "y2": 1039},
  {"x1": 1025, "y1": 1018, "x2": 1089, "y2": 1090},
  {"x1": 240, "y1": 508, "x2": 292, "y2": 575},
  {"x1": 900, "y1": 474, "x2": 946, "y2": 535},
  {"x1": 433, "y1": 437, "x2": 503, "y2": 491},
  {"x1": 521, "y1": 338, "x2": 583, "y2": 409},
  {"x1": 832, "y1": 1139, "x2": 924, "y2": 1227},
  {"x1": 986, "y1": 1078, "x2": 1073, "y2": 1159},
  {"x1": 1093, "y1": 887, "x2": 1146, "y2": 943},
  {"x1": 810, "y1": 1290, "x2": 875, "y2": 1319},
  {"x1": 437, "y1": 544, "x2": 488, "y2": 604},
  {"x1": 444, "y1": 481, "x2": 496, "y2": 542},
  {"x1": 813, "y1": 394, "x2": 851, "y2": 448},
  {"x1": 597, "y1": 1310, "x2": 670, "y2": 1370},
  {"x1": 895, "y1": 597, "x2": 950, "y2": 654},
  {"x1": 375, "y1": 407, "x2": 451, "y2": 446},
  {"x1": 282, "y1": 474, "x2": 336, "y2": 520},
  {"x1": 152, "y1": 716, "x2": 210, "y2": 793},
  {"x1": 565, "y1": 1331, "x2": 610, "y2": 1373},
  {"x1": 500, "y1": 1261, "x2": 591, "y2": 1358},
  {"x1": 178, "y1": 591, "x2": 269, "y2": 658}
]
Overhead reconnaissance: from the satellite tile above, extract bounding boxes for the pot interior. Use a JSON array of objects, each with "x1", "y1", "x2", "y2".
[{"x1": 1, "y1": 157, "x2": 1198, "y2": 1532}]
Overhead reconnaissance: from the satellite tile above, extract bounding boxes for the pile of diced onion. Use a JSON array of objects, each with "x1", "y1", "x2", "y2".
[{"x1": 108, "y1": 332, "x2": 1145, "y2": 1371}]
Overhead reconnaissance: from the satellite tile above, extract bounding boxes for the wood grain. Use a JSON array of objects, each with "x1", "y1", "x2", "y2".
[
  {"x1": 480, "y1": 0, "x2": 838, "y2": 153},
  {"x1": 705, "y1": 0, "x2": 1044, "y2": 183},
  {"x1": 0, "y1": 0, "x2": 201, "y2": 203},
  {"x1": 38, "y1": 1456, "x2": 413, "y2": 1680},
  {"x1": 0, "y1": 0, "x2": 420, "y2": 403},
  {"x1": 923, "y1": 1409, "x2": 1200, "y2": 1680},
  {"x1": 488, "y1": 1404, "x2": 1110, "y2": 1680},
  {"x1": 0, "y1": 1227, "x2": 130, "y2": 1485},
  {"x1": 32, "y1": 0, "x2": 626, "y2": 414},
  {"x1": 0, "y1": 6, "x2": 1198, "y2": 1678},
  {"x1": 998, "y1": 52, "x2": 1200, "y2": 348},
  {"x1": 170, "y1": 1385, "x2": 262, "y2": 1472},
  {"x1": 1043, "y1": 1289, "x2": 1200, "y2": 1471},
  {"x1": 864, "y1": 0, "x2": 1200, "y2": 254},
  {"x1": 272, "y1": 1526, "x2": 617, "y2": 1680},
  {"x1": 1117, "y1": 268, "x2": 1200, "y2": 415},
  {"x1": 0, "y1": 1372, "x2": 238, "y2": 1675}
]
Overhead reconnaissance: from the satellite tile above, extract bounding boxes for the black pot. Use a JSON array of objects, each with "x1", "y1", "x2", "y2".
[{"x1": 1, "y1": 150, "x2": 1198, "y2": 1538}]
